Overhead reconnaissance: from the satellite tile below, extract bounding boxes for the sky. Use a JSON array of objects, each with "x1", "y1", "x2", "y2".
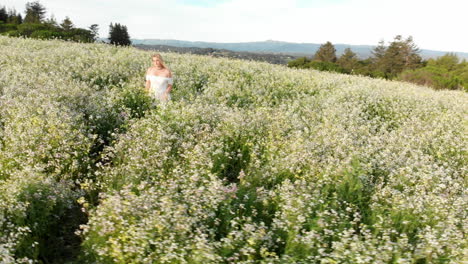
[{"x1": 3, "y1": 0, "x2": 468, "y2": 53}]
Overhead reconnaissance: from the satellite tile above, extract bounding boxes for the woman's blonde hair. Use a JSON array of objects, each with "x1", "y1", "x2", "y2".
[{"x1": 152, "y1": 53, "x2": 168, "y2": 69}]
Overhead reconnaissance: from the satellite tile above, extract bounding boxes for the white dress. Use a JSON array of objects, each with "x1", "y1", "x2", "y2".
[{"x1": 146, "y1": 75, "x2": 173, "y2": 102}]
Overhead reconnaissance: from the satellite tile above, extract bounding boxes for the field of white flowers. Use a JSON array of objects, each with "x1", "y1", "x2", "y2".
[{"x1": 0, "y1": 36, "x2": 466, "y2": 264}]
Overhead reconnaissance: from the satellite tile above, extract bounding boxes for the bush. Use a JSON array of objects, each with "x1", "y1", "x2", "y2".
[
  {"x1": 30, "y1": 29, "x2": 62, "y2": 40},
  {"x1": 0, "y1": 23, "x2": 17, "y2": 33},
  {"x1": 16, "y1": 23, "x2": 53, "y2": 37},
  {"x1": 307, "y1": 61, "x2": 345, "y2": 73},
  {"x1": 399, "y1": 66, "x2": 464, "y2": 90},
  {"x1": 287, "y1": 57, "x2": 311, "y2": 69}
]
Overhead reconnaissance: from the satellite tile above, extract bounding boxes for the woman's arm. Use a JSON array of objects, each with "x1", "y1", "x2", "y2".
[
  {"x1": 166, "y1": 83, "x2": 172, "y2": 93},
  {"x1": 165, "y1": 71, "x2": 173, "y2": 93}
]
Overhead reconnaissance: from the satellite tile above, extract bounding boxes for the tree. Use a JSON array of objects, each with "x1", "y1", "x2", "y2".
[
  {"x1": 287, "y1": 56, "x2": 311, "y2": 69},
  {"x1": 384, "y1": 35, "x2": 422, "y2": 78},
  {"x1": 60, "y1": 16, "x2": 74, "y2": 31},
  {"x1": 0, "y1": 6, "x2": 7, "y2": 23},
  {"x1": 89, "y1": 24, "x2": 99, "y2": 41},
  {"x1": 67, "y1": 28, "x2": 94, "y2": 43},
  {"x1": 372, "y1": 35, "x2": 422, "y2": 79},
  {"x1": 108, "y1": 22, "x2": 131, "y2": 46},
  {"x1": 400, "y1": 36, "x2": 422, "y2": 69},
  {"x1": 371, "y1": 39, "x2": 386, "y2": 75},
  {"x1": 314, "y1": 41, "x2": 337, "y2": 63},
  {"x1": 372, "y1": 40, "x2": 386, "y2": 60},
  {"x1": 427, "y1": 53, "x2": 459, "y2": 71},
  {"x1": 6, "y1": 9, "x2": 22, "y2": 24},
  {"x1": 24, "y1": 1, "x2": 46, "y2": 23},
  {"x1": 44, "y1": 14, "x2": 59, "y2": 28},
  {"x1": 337, "y1": 48, "x2": 359, "y2": 73}
]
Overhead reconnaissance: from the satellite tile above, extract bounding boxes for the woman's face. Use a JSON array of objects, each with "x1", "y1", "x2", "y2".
[{"x1": 152, "y1": 57, "x2": 163, "y2": 67}]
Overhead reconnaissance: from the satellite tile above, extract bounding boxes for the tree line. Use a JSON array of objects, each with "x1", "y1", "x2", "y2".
[
  {"x1": 288, "y1": 36, "x2": 467, "y2": 91},
  {"x1": 0, "y1": 1, "x2": 131, "y2": 45}
]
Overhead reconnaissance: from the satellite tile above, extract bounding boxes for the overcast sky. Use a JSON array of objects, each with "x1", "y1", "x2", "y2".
[{"x1": 4, "y1": 0, "x2": 468, "y2": 53}]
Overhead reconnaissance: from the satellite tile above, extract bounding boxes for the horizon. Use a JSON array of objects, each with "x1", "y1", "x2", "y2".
[
  {"x1": 127, "y1": 38, "x2": 468, "y2": 55},
  {"x1": 4, "y1": 0, "x2": 468, "y2": 53}
]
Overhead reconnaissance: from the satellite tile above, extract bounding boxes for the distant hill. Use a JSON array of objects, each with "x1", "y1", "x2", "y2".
[
  {"x1": 127, "y1": 39, "x2": 468, "y2": 60},
  {"x1": 133, "y1": 44, "x2": 299, "y2": 65}
]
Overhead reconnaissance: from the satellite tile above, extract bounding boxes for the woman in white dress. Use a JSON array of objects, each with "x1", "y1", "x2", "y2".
[{"x1": 145, "y1": 54, "x2": 173, "y2": 103}]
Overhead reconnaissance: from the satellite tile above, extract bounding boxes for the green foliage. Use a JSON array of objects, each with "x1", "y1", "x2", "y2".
[
  {"x1": 89, "y1": 24, "x2": 99, "y2": 41},
  {"x1": 0, "y1": 2, "x2": 97, "y2": 43},
  {"x1": 288, "y1": 58, "x2": 344, "y2": 73},
  {"x1": 313, "y1": 41, "x2": 337, "y2": 63},
  {"x1": 3, "y1": 29, "x2": 21, "y2": 37},
  {"x1": 352, "y1": 58, "x2": 375, "y2": 76},
  {"x1": 0, "y1": 6, "x2": 7, "y2": 23},
  {"x1": 62, "y1": 28, "x2": 95, "y2": 42},
  {"x1": 371, "y1": 40, "x2": 386, "y2": 68},
  {"x1": 399, "y1": 53, "x2": 467, "y2": 91},
  {"x1": 0, "y1": 22, "x2": 17, "y2": 33},
  {"x1": 29, "y1": 29, "x2": 62, "y2": 39},
  {"x1": 0, "y1": 175, "x2": 83, "y2": 262},
  {"x1": 23, "y1": 1, "x2": 46, "y2": 23},
  {"x1": 337, "y1": 48, "x2": 359, "y2": 74},
  {"x1": 113, "y1": 84, "x2": 153, "y2": 119},
  {"x1": 211, "y1": 130, "x2": 253, "y2": 184},
  {"x1": 399, "y1": 66, "x2": 463, "y2": 90},
  {"x1": 108, "y1": 22, "x2": 131, "y2": 46},
  {"x1": 16, "y1": 22, "x2": 52, "y2": 37},
  {"x1": 308, "y1": 61, "x2": 345, "y2": 73},
  {"x1": 428, "y1": 53, "x2": 460, "y2": 71},
  {"x1": 60, "y1": 16, "x2": 74, "y2": 31},
  {"x1": 287, "y1": 56, "x2": 311, "y2": 69},
  {"x1": 287, "y1": 36, "x2": 466, "y2": 91},
  {"x1": 6, "y1": 9, "x2": 22, "y2": 25},
  {"x1": 373, "y1": 35, "x2": 423, "y2": 79}
]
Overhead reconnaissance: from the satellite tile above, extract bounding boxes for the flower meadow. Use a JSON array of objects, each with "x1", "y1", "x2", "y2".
[{"x1": 0, "y1": 36, "x2": 466, "y2": 264}]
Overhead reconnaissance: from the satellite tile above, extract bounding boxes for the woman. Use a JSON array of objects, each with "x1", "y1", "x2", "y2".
[{"x1": 145, "y1": 54, "x2": 173, "y2": 103}]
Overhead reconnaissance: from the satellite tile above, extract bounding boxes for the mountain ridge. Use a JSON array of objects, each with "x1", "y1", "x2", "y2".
[{"x1": 126, "y1": 39, "x2": 468, "y2": 60}]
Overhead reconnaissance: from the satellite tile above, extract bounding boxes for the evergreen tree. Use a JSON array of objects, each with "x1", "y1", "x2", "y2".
[
  {"x1": 108, "y1": 22, "x2": 131, "y2": 46},
  {"x1": 401, "y1": 36, "x2": 422, "y2": 69},
  {"x1": 0, "y1": 6, "x2": 7, "y2": 23},
  {"x1": 44, "y1": 14, "x2": 59, "y2": 28},
  {"x1": 60, "y1": 16, "x2": 74, "y2": 31},
  {"x1": 371, "y1": 39, "x2": 386, "y2": 74},
  {"x1": 372, "y1": 35, "x2": 422, "y2": 79},
  {"x1": 17, "y1": 13, "x2": 23, "y2": 24},
  {"x1": 24, "y1": 1, "x2": 46, "y2": 23},
  {"x1": 314, "y1": 41, "x2": 337, "y2": 63},
  {"x1": 382, "y1": 36, "x2": 405, "y2": 77},
  {"x1": 382, "y1": 35, "x2": 422, "y2": 78},
  {"x1": 372, "y1": 40, "x2": 386, "y2": 60},
  {"x1": 89, "y1": 24, "x2": 99, "y2": 41},
  {"x1": 337, "y1": 48, "x2": 359, "y2": 73},
  {"x1": 6, "y1": 9, "x2": 22, "y2": 24}
]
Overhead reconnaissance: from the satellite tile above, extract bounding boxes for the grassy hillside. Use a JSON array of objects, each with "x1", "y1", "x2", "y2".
[{"x1": 0, "y1": 36, "x2": 466, "y2": 263}]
